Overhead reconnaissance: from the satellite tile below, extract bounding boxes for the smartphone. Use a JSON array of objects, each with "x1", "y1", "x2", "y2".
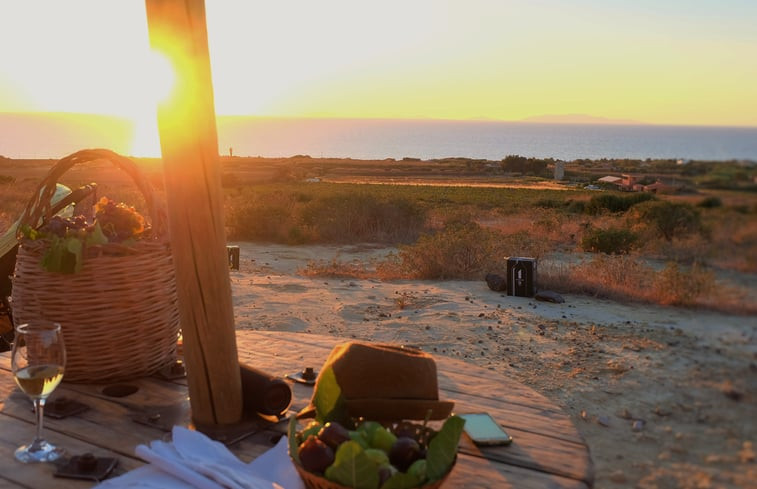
[{"x1": 459, "y1": 413, "x2": 513, "y2": 446}]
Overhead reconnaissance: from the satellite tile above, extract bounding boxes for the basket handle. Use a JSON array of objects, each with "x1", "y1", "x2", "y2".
[{"x1": 17, "y1": 149, "x2": 167, "y2": 239}]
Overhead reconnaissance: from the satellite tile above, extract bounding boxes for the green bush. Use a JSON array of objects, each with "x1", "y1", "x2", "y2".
[
  {"x1": 697, "y1": 196, "x2": 722, "y2": 208},
  {"x1": 227, "y1": 191, "x2": 302, "y2": 242},
  {"x1": 396, "y1": 222, "x2": 508, "y2": 280},
  {"x1": 301, "y1": 193, "x2": 425, "y2": 244},
  {"x1": 581, "y1": 227, "x2": 638, "y2": 254},
  {"x1": 585, "y1": 193, "x2": 655, "y2": 215},
  {"x1": 566, "y1": 200, "x2": 586, "y2": 214},
  {"x1": 630, "y1": 200, "x2": 703, "y2": 242}
]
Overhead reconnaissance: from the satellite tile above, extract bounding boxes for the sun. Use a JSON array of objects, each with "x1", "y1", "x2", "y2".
[{"x1": 128, "y1": 50, "x2": 175, "y2": 157}]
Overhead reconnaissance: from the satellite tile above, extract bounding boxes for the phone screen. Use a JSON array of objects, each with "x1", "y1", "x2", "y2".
[{"x1": 459, "y1": 413, "x2": 513, "y2": 445}]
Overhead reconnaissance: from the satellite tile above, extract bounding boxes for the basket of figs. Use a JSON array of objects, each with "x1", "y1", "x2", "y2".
[
  {"x1": 288, "y1": 415, "x2": 464, "y2": 489},
  {"x1": 290, "y1": 341, "x2": 463, "y2": 488}
]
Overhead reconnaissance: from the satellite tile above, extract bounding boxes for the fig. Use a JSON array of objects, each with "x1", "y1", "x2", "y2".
[
  {"x1": 318, "y1": 422, "x2": 351, "y2": 449},
  {"x1": 298, "y1": 436, "x2": 334, "y2": 473},
  {"x1": 389, "y1": 436, "x2": 422, "y2": 472},
  {"x1": 378, "y1": 464, "x2": 397, "y2": 486}
]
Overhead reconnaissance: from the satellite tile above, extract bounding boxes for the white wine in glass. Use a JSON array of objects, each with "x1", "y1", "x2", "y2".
[{"x1": 11, "y1": 321, "x2": 66, "y2": 463}]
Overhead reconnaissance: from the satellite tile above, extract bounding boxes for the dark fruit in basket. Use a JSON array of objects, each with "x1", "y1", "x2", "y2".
[
  {"x1": 378, "y1": 464, "x2": 397, "y2": 486},
  {"x1": 389, "y1": 436, "x2": 422, "y2": 472},
  {"x1": 298, "y1": 436, "x2": 335, "y2": 473},
  {"x1": 318, "y1": 421, "x2": 351, "y2": 449}
]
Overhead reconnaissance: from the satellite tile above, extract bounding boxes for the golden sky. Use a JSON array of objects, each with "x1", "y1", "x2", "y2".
[{"x1": 1, "y1": 0, "x2": 756, "y2": 132}]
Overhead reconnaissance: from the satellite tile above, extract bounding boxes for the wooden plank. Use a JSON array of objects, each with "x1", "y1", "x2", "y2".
[
  {"x1": 448, "y1": 452, "x2": 589, "y2": 489},
  {"x1": 0, "y1": 330, "x2": 594, "y2": 487},
  {"x1": 1, "y1": 385, "x2": 176, "y2": 459},
  {"x1": 144, "y1": 0, "x2": 243, "y2": 426},
  {"x1": 235, "y1": 332, "x2": 593, "y2": 484},
  {"x1": 238, "y1": 330, "x2": 569, "y2": 415},
  {"x1": 0, "y1": 412, "x2": 144, "y2": 488},
  {"x1": 234, "y1": 332, "x2": 585, "y2": 441}
]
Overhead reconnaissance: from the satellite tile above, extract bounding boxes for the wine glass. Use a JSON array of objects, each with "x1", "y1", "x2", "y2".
[{"x1": 11, "y1": 321, "x2": 66, "y2": 463}]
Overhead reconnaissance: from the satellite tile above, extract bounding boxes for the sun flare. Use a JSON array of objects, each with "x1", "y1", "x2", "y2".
[{"x1": 127, "y1": 50, "x2": 175, "y2": 157}]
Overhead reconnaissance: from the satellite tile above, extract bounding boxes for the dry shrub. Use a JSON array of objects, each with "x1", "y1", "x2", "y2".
[
  {"x1": 301, "y1": 257, "x2": 374, "y2": 279},
  {"x1": 391, "y1": 222, "x2": 549, "y2": 280},
  {"x1": 550, "y1": 255, "x2": 654, "y2": 300},
  {"x1": 700, "y1": 209, "x2": 757, "y2": 273},
  {"x1": 652, "y1": 262, "x2": 715, "y2": 306},
  {"x1": 0, "y1": 180, "x2": 38, "y2": 232},
  {"x1": 394, "y1": 222, "x2": 503, "y2": 280},
  {"x1": 302, "y1": 193, "x2": 425, "y2": 244},
  {"x1": 539, "y1": 254, "x2": 757, "y2": 314},
  {"x1": 580, "y1": 227, "x2": 638, "y2": 254},
  {"x1": 227, "y1": 191, "x2": 307, "y2": 243}
]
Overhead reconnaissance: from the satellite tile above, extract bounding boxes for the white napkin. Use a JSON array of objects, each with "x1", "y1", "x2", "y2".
[{"x1": 94, "y1": 426, "x2": 304, "y2": 489}]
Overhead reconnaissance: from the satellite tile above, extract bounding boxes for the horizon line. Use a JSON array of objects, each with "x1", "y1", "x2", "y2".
[{"x1": 2, "y1": 110, "x2": 757, "y2": 130}]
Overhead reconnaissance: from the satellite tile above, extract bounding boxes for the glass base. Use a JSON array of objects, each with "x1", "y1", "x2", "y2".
[{"x1": 15, "y1": 439, "x2": 65, "y2": 463}]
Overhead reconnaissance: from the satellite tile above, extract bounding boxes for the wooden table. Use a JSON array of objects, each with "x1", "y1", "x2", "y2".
[{"x1": 0, "y1": 331, "x2": 593, "y2": 488}]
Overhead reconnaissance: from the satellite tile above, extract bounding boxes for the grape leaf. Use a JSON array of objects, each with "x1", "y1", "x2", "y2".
[
  {"x1": 323, "y1": 441, "x2": 379, "y2": 489},
  {"x1": 425, "y1": 415, "x2": 464, "y2": 480},
  {"x1": 380, "y1": 471, "x2": 423, "y2": 489},
  {"x1": 287, "y1": 417, "x2": 300, "y2": 465},
  {"x1": 313, "y1": 366, "x2": 348, "y2": 425},
  {"x1": 66, "y1": 237, "x2": 84, "y2": 273},
  {"x1": 86, "y1": 222, "x2": 108, "y2": 246},
  {"x1": 41, "y1": 235, "x2": 76, "y2": 274}
]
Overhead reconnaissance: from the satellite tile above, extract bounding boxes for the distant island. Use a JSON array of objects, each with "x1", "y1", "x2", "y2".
[{"x1": 520, "y1": 114, "x2": 645, "y2": 125}]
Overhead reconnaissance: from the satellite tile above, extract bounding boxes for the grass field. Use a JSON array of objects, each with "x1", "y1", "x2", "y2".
[{"x1": 2, "y1": 155, "x2": 756, "y2": 313}]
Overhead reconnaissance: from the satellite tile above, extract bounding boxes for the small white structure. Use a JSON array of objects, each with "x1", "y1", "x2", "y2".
[{"x1": 554, "y1": 161, "x2": 565, "y2": 180}]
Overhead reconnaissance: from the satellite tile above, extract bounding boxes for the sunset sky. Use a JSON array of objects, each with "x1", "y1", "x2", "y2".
[{"x1": 2, "y1": 0, "x2": 756, "y2": 152}]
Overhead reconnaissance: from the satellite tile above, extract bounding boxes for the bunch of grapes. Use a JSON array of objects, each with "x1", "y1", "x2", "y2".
[
  {"x1": 39, "y1": 215, "x2": 90, "y2": 238},
  {"x1": 94, "y1": 197, "x2": 145, "y2": 241}
]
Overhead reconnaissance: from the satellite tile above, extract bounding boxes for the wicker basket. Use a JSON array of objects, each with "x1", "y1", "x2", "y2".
[
  {"x1": 290, "y1": 417, "x2": 456, "y2": 489},
  {"x1": 293, "y1": 463, "x2": 453, "y2": 489},
  {"x1": 10, "y1": 149, "x2": 180, "y2": 383}
]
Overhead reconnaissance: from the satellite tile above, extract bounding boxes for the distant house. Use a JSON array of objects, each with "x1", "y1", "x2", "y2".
[{"x1": 598, "y1": 175, "x2": 622, "y2": 185}]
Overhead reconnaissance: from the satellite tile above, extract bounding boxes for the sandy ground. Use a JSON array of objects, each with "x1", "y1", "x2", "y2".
[{"x1": 229, "y1": 242, "x2": 757, "y2": 489}]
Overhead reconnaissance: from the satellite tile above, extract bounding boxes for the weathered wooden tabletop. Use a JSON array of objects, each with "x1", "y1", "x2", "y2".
[{"x1": 0, "y1": 330, "x2": 593, "y2": 488}]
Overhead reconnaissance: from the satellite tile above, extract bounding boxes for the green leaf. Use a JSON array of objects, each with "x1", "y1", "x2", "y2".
[
  {"x1": 41, "y1": 235, "x2": 76, "y2": 274},
  {"x1": 313, "y1": 366, "x2": 348, "y2": 425},
  {"x1": 66, "y1": 237, "x2": 84, "y2": 273},
  {"x1": 380, "y1": 471, "x2": 423, "y2": 489},
  {"x1": 288, "y1": 417, "x2": 301, "y2": 465},
  {"x1": 323, "y1": 441, "x2": 379, "y2": 489},
  {"x1": 19, "y1": 224, "x2": 39, "y2": 240},
  {"x1": 86, "y1": 222, "x2": 108, "y2": 246},
  {"x1": 425, "y1": 415, "x2": 464, "y2": 480}
]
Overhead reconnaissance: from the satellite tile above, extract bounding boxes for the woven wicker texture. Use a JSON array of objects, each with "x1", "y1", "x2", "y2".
[
  {"x1": 294, "y1": 463, "x2": 451, "y2": 489},
  {"x1": 11, "y1": 149, "x2": 180, "y2": 383}
]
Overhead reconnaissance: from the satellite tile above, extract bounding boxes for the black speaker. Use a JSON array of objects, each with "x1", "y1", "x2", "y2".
[{"x1": 506, "y1": 257, "x2": 536, "y2": 297}]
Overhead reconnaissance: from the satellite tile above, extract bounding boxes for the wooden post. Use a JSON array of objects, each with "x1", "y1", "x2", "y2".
[{"x1": 144, "y1": 0, "x2": 242, "y2": 426}]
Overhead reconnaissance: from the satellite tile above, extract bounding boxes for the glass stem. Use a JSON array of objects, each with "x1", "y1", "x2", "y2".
[{"x1": 32, "y1": 398, "x2": 46, "y2": 448}]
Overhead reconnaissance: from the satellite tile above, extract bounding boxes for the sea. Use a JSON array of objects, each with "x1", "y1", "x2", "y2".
[
  {"x1": 216, "y1": 118, "x2": 757, "y2": 162},
  {"x1": 2, "y1": 113, "x2": 756, "y2": 162}
]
